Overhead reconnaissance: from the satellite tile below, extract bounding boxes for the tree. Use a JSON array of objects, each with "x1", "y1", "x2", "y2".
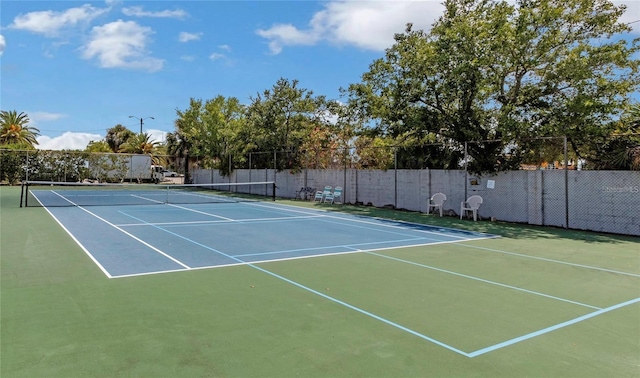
[
  {"x1": 0, "y1": 149, "x2": 26, "y2": 184},
  {"x1": 244, "y1": 78, "x2": 331, "y2": 170},
  {"x1": 174, "y1": 96, "x2": 246, "y2": 174},
  {"x1": 85, "y1": 140, "x2": 112, "y2": 152},
  {"x1": 118, "y1": 133, "x2": 165, "y2": 165},
  {"x1": 166, "y1": 125, "x2": 192, "y2": 183},
  {"x1": 105, "y1": 124, "x2": 135, "y2": 153},
  {"x1": 346, "y1": 0, "x2": 640, "y2": 173},
  {"x1": 0, "y1": 110, "x2": 40, "y2": 148},
  {"x1": 586, "y1": 104, "x2": 640, "y2": 170}
]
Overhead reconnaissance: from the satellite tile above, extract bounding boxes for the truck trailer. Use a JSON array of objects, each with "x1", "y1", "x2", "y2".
[{"x1": 89, "y1": 153, "x2": 163, "y2": 183}]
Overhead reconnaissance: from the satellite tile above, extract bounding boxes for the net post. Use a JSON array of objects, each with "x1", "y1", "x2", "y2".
[
  {"x1": 272, "y1": 182, "x2": 276, "y2": 201},
  {"x1": 20, "y1": 181, "x2": 25, "y2": 208},
  {"x1": 25, "y1": 181, "x2": 29, "y2": 207}
]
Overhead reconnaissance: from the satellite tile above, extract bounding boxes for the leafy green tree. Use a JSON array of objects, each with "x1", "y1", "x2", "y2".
[
  {"x1": 297, "y1": 101, "x2": 366, "y2": 170},
  {"x1": 0, "y1": 149, "x2": 26, "y2": 184},
  {"x1": 0, "y1": 110, "x2": 40, "y2": 148},
  {"x1": 353, "y1": 135, "x2": 395, "y2": 170},
  {"x1": 346, "y1": 0, "x2": 640, "y2": 173},
  {"x1": 166, "y1": 128, "x2": 191, "y2": 182},
  {"x1": 171, "y1": 102, "x2": 205, "y2": 182},
  {"x1": 244, "y1": 78, "x2": 332, "y2": 170},
  {"x1": 85, "y1": 140, "x2": 112, "y2": 152},
  {"x1": 174, "y1": 98, "x2": 205, "y2": 157},
  {"x1": 175, "y1": 96, "x2": 246, "y2": 174}
]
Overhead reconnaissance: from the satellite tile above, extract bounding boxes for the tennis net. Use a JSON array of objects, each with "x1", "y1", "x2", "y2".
[{"x1": 20, "y1": 180, "x2": 276, "y2": 207}]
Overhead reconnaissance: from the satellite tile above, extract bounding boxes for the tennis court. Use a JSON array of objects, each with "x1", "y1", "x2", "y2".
[
  {"x1": 28, "y1": 183, "x2": 494, "y2": 278},
  {"x1": 2, "y1": 184, "x2": 639, "y2": 377}
]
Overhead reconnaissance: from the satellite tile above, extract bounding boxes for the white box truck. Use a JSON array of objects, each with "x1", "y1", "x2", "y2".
[{"x1": 89, "y1": 154, "x2": 163, "y2": 183}]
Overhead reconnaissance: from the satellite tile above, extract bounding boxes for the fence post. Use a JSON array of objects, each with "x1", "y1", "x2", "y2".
[
  {"x1": 394, "y1": 147, "x2": 398, "y2": 209},
  {"x1": 564, "y1": 136, "x2": 569, "y2": 229},
  {"x1": 343, "y1": 147, "x2": 347, "y2": 204},
  {"x1": 464, "y1": 142, "x2": 468, "y2": 200},
  {"x1": 25, "y1": 150, "x2": 29, "y2": 182}
]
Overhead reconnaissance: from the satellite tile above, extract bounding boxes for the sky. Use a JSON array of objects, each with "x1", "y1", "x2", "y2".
[{"x1": 1, "y1": 0, "x2": 639, "y2": 150}]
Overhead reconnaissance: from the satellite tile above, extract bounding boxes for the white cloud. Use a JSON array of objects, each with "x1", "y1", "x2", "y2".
[
  {"x1": 256, "y1": 24, "x2": 321, "y2": 55},
  {"x1": 257, "y1": 0, "x2": 639, "y2": 54},
  {"x1": 181, "y1": 55, "x2": 196, "y2": 62},
  {"x1": 0, "y1": 35, "x2": 5, "y2": 56},
  {"x1": 122, "y1": 6, "x2": 188, "y2": 19},
  {"x1": 36, "y1": 128, "x2": 167, "y2": 150},
  {"x1": 218, "y1": 44, "x2": 231, "y2": 51},
  {"x1": 256, "y1": 0, "x2": 443, "y2": 54},
  {"x1": 315, "y1": 1, "x2": 443, "y2": 50},
  {"x1": 37, "y1": 132, "x2": 102, "y2": 150},
  {"x1": 30, "y1": 112, "x2": 66, "y2": 123},
  {"x1": 27, "y1": 112, "x2": 66, "y2": 129},
  {"x1": 209, "y1": 52, "x2": 226, "y2": 61},
  {"x1": 178, "y1": 31, "x2": 202, "y2": 42},
  {"x1": 81, "y1": 20, "x2": 163, "y2": 72},
  {"x1": 9, "y1": 4, "x2": 108, "y2": 37}
]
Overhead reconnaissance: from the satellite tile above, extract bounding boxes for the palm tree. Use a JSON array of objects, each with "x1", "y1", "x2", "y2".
[
  {"x1": 105, "y1": 124, "x2": 135, "y2": 153},
  {"x1": 0, "y1": 110, "x2": 40, "y2": 148},
  {"x1": 589, "y1": 105, "x2": 640, "y2": 170},
  {"x1": 622, "y1": 104, "x2": 640, "y2": 170},
  {"x1": 118, "y1": 132, "x2": 165, "y2": 165}
]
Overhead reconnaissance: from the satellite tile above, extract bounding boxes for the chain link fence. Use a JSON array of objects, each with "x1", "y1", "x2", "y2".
[
  {"x1": 0, "y1": 149, "x2": 182, "y2": 184},
  {"x1": 191, "y1": 135, "x2": 639, "y2": 236},
  {"x1": 3, "y1": 134, "x2": 638, "y2": 235}
]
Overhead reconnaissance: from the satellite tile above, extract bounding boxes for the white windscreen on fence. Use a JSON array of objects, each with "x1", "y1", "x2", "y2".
[{"x1": 193, "y1": 168, "x2": 640, "y2": 236}]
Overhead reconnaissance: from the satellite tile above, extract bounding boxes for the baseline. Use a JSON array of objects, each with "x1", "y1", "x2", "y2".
[{"x1": 467, "y1": 297, "x2": 640, "y2": 357}]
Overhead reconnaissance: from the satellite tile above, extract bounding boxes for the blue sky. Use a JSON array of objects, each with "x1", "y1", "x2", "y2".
[{"x1": 1, "y1": 0, "x2": 639, "y2": 150}]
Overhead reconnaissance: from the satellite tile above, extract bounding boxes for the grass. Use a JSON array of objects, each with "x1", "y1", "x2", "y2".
[{"x1": 1, "y1": 185, "x2": 639, "y2": 377}]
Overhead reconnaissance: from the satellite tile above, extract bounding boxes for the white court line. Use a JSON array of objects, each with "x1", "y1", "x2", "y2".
[
  {"x1": 115, "y1": 214, "x2": 325, "y2": 227},
  {"x1": 131, "y1": 194, "x2": 164, "y2": 204},
  {"x1": 458, "y1": 243, "x2": 640, "y2": 277},
  {"x1": 160, "y1": 200, "x2": 493, "y2": 242},
  {"x1": 48, "y1": 191, "x2": 192, "y2": 271},
  {"x1": 32, "y1": 191, "x2": 113, "y2": 278},
  {"x1": 250, "y1": 202, "x2": 640, "y2": 277},
  {"x1": 133, "y1": 201, "x2": 482, "y2": 247},
  {"x1": 467, "y1": 297, "x2": 640, "y2": 357},
  {"x1": 366, "y1": 251, "x2": 602, "y2": 310},
  {"x1": 247, "y1": 201, "x2": 492, "y2": 240},
  {"x1": 110, "y1": 237, "x2": 495, "y2": 279},
  {"x1": 168, "y1": 203, "x2": 235, "y2": 221}
]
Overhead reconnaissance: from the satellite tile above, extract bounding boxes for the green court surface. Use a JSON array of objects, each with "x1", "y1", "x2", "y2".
[{"x1": 1, "y1": 185, "x2": 639, "y2": 377}]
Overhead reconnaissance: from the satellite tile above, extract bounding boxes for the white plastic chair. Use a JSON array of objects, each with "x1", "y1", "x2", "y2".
[
  {"x1": 460, "y1": 195, "x2": 483, "y2": 221},
  {"x1": 428, "y1": 193, "x2": 446, "y2": 217},
  {"x1": 324, "y1": 186, "x2": 342, "y2": 204},
  {"x1": 315, "y1": 186, "x2": 332, "y2": 202}
]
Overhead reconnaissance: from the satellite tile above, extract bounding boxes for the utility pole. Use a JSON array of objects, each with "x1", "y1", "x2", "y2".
[{"x1": 128, "y1": 115, "x2": 154, "y2": 134}]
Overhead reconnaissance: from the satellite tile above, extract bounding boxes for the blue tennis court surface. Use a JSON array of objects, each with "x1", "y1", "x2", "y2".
[{"x1": 38, "y1": 199, "x2": 496, "y2": 278}]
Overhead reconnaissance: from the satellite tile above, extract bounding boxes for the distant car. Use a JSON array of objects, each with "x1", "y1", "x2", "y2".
[{"x1": 163, "y1": 170, "x2": 179, "y2": 177}]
